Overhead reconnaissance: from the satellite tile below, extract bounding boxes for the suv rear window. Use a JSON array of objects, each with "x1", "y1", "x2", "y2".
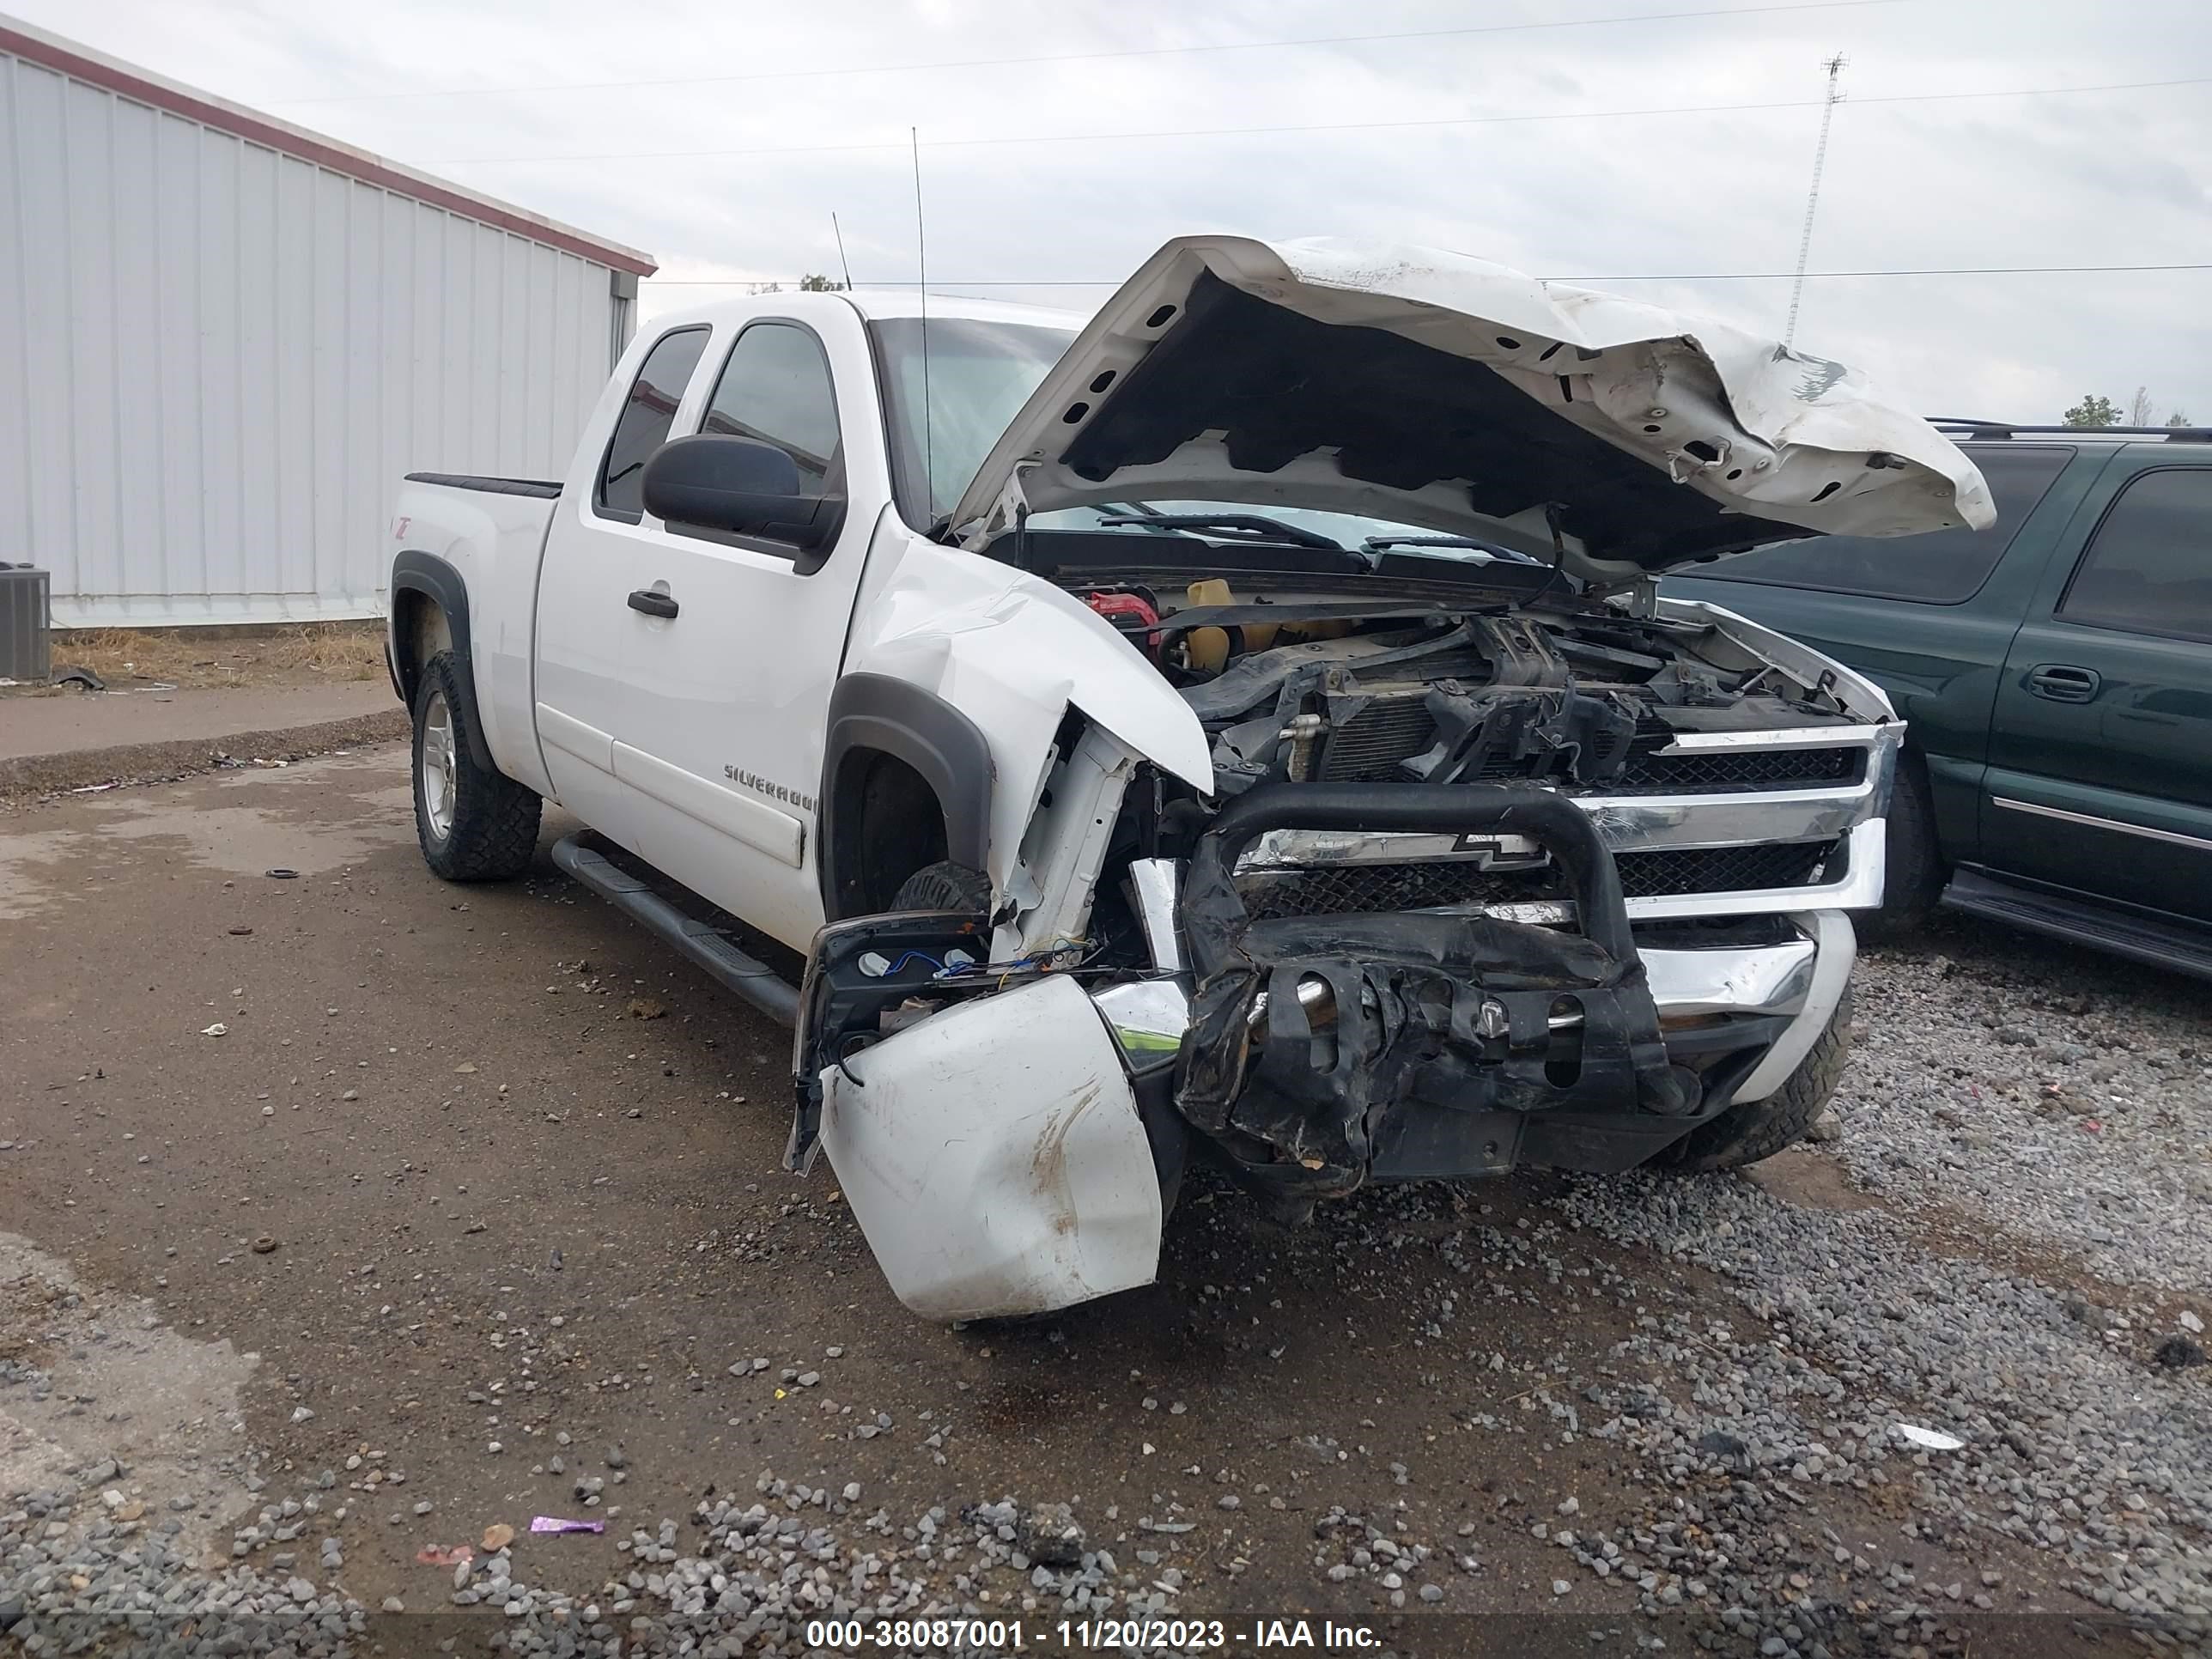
[
  {"x1": 1695, "y1": 445, "x2": 2072, "y2": 603},
  {"x1": 2059, "y1": 467, "x2": 2212, "y2": 643}
]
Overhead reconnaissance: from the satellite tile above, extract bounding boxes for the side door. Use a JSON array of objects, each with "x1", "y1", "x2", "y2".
[
  {"x1": 534, "y1": 323, "x2": 714, "y2": 841},
  {"x1": 1981, "y1": 461, "x2": 2212, "y2": 921},
  {"x1": 611, "y1": 311, "x2": 891, "y2": 952}
]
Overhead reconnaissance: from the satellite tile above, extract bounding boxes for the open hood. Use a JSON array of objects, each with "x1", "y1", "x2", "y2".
[{"x1": 951, "y1": 236, "x2": 1994, "y2": 586}]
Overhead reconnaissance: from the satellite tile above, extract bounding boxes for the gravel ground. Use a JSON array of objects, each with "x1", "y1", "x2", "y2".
[
  {"x1": 2, "y1": 749, "x2": 2207, "y2": 1658},
  {"x1": 1829, "y1": 941, "x2": 2212, "y2": 1292}
]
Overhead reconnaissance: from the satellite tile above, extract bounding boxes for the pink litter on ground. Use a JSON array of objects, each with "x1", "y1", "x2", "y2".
[
  {"x1": 414, "y1": 1545, "x2": 473, "y2": 1566},
  {"x1": 531, "y1": 1516, "x2": 605, "y2": 1534}
]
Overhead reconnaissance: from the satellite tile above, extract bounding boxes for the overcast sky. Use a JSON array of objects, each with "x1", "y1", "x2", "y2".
[{"x1": 21, "y1": 0, "x2": 2211, "y2": 421}]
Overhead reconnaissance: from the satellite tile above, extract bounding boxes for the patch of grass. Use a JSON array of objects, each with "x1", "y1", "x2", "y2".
[{"x1": 52, "y1": 622, "x2": 386, "y2": 690}]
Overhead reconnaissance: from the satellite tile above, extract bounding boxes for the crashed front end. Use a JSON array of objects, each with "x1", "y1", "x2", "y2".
[
  {"x1": 787, "y1": 232, "x2": 1977, "y2": 1319},
  {"x1": 791, "y1": 608, "x2": 1899, "y2": 1316}
]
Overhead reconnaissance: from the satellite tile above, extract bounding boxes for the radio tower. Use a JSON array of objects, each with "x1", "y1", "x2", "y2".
[{"x1": 1784, "y1": 53, "x2": 1847, "y2": 348}]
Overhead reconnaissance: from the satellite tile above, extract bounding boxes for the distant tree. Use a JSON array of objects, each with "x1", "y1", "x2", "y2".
[
  {"x1": 2129, "y1": 385, "x2": 2154, "y2": 426},
  {"x1": 2171, "y1": 410, "x2": 2196, "y2": 427},
  {"x1": 2063, "y1": 394, "x2": 2120, "y2": 428},
  {"x1": 797, "y1": 273, "x2": 848, "y2": 291},
  {"x1": 746, "y1": 281, "x2": 783, "y2": 295}
]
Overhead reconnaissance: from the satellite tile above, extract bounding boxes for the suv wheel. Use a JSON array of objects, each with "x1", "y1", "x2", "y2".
[
  {"x1": 412, "y1": 651, "x2": 542, "y2": 882},
  {"x1": 1859, "y1": 757, "x2": 1942, "y2": 942}
]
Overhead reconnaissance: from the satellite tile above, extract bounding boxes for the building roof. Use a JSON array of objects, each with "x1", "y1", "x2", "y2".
[{"x1": 0, "y1": 14, "x2": 656, "y2": 276}]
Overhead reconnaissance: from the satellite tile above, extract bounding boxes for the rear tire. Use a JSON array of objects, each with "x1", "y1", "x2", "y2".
[
  {"x1": 412, "y1": 651, "x2": 541, "y2": 882},
  {"x1": 1859, "y1": 757, "x2": 1942, "y2": 943},
  {"x1": 890, "y1": 860, "x2": 993, "y2": 912},
  {"x1": 1663, "y1": 990, "x2": 1853, "y2": 1171}
]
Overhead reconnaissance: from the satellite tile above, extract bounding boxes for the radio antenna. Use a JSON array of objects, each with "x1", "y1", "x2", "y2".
[
  {"x1": 1785, "y1": 53, "x2": 1846, "y2": 347},
  {"x1": 830, "y1": 211, "x2": 854, "y2": 290},
  {"x1": 910, "y1": 127, "x2": 935, "y2": 521}
]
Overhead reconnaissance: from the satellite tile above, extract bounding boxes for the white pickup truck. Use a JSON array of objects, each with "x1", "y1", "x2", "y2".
[{"x1": 386, "y1": 234, "x2": 1989, "y2": 1321}]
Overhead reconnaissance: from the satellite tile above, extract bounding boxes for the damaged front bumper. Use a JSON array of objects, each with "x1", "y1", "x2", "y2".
[
  {"x1": 793, "y1": 786, "x2": 1853, "y2": 1318},
  {"x1": 1151, "y1": 781, "x2": 1849, "y2": 1207}
]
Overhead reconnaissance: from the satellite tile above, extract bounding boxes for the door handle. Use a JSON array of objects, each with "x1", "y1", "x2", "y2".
[
  {"x1": 626, "y1": 588, "x2": 679, "y2": 620},
  {"x1": 2026, "y1": 663, "x2": 2100, "y2": 703}
]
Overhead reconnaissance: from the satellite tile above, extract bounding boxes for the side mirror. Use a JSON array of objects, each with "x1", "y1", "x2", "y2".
[{"x1": 641, "y1": 434, "x2": 845, "y2": 553}]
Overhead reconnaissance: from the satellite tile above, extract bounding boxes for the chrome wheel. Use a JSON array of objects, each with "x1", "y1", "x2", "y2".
[{"x1": 420, "y1": 690, "x2": 458, "y2": 841}]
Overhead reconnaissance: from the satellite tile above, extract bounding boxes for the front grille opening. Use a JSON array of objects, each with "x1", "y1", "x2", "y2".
[
  {"x1": 1614, "y1": 839, "x2": 1842, "y2": 897},
  {"x1": 1235, "y1": 838, "x2": 1844, "y2": 919},
  {"x1": 1612, "y1": 746, "x2": 1865, "y2": 794},
  {"x1": 1237, "y1": 860, "x2": 1555, "y2": 921}
]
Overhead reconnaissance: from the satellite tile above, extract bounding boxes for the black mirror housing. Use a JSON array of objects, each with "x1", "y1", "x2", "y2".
[{"x1": 641, "y1": 434, "x2": 845, "y2": 554}]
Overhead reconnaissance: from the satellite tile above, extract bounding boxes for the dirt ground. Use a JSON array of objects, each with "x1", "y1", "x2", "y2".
[
  {"x1": 0, "y1": 746, "x2": 2185, "y2": 1656},
  {"x1": 33, "y1": 622, "x2": 387, "y2": 695}
]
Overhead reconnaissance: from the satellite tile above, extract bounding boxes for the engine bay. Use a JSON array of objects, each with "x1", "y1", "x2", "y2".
[{"x1": 1066, "y1": 580, "x2": 1869, "y2": 799}]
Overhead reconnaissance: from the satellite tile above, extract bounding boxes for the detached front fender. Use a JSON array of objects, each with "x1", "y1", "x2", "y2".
[
  {"x1": 842, "y1": 535, "x2": 1213, "y2": 894},
  {"x1": 822, "y1": 973, "x2": 1163, "y2": 1319}
]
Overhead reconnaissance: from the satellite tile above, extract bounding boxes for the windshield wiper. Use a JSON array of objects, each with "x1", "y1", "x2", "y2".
[
  {"x1": 1360, "y1": 534, "x2": 1540, "y2": 565},
  {"x1": 1094, "y1": 513, "x2": 1345, "y2": 552}
]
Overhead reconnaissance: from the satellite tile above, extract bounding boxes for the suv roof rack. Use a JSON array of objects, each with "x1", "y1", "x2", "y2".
[{"x1": 1929, "y1": 416, "x2": 2212, "y2": 442}]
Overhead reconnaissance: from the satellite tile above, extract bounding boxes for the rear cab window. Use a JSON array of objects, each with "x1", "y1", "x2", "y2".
[
  {"x1": 2058, "y1": 467, "x2": 2212, "y2": 644},
  {"x1": 596, "y1": 326, "x2": 711, "y2": 521},
  {"x1": 1696, "y1": 445, "x2": 2074, "y2": 603}
]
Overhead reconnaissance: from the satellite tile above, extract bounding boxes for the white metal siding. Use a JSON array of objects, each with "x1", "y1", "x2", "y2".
[{"x1": 1, "y1": 47, "x2": 631, "y2": 625}]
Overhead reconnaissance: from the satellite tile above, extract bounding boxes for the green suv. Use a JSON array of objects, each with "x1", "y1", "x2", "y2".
[{"x1": 1666, "y1": 421, "x2": 2212, "y2": 980}]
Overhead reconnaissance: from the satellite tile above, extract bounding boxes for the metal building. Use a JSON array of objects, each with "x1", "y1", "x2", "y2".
[{"x1": 0, "y1": 15, "x2": 656, "y2": 626}]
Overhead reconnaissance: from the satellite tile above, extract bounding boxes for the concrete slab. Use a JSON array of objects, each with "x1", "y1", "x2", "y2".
[{"x1": 0, "y1": 682, "x2": 395, "y2": 762}]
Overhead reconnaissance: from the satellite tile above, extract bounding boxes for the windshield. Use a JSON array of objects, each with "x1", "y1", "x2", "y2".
[
  {"x1": 870, "y1": 317, "x2": 1076, "y2": 525},
  {"x1": 868, "y1": 316, "x2": 1536, "y2": 568}
]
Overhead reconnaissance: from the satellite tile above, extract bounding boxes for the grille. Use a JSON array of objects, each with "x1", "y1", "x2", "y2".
[
  {"x1": 1612, "y1": 746, "x2": 1863, "y2": 794},
  {"x1": 1238, "y1": 861, "x2": 1547, "y2": 921},
  {"x1": 1236, "y1": 838, "x2": 1840, "y2": 918},
  {"x1": 1613, "y1": 840, "x2": 1838, "y2": 897}
]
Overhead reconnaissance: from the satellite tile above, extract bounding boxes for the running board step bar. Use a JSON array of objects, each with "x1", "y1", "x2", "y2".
[
  {"x1": 1941, "y1": 867, "x2": 2212, "y2": 983},
  {"x1": 550, "y1": 834, "x2": 802, "y2": 1024}
]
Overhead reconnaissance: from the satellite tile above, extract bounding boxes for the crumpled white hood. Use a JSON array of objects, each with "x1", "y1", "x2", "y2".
[{"x1": 953, "y1": 235, "x2": 1993, "y2": 585}]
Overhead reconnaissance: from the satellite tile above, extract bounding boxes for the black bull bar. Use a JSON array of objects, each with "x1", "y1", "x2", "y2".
[{"x1": 1171, "y1": 782, "x2": 1706, "y2": 1200}]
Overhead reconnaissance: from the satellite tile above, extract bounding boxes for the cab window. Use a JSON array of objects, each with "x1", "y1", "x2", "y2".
[{"x1": 596, "y1": 326, "x2": 710, "y2": 520}]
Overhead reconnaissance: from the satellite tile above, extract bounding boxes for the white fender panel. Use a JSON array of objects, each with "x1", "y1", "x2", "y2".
[{"x1": 820, "y1": 974, "x2": 1163, "y2": 1320}]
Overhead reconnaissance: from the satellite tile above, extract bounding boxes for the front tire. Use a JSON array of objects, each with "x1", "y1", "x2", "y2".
[
  {"x1": 412, "y1": 651, "x2": 541, "y2": 882},
  {"x1": 1663, "y1": 990, "x2": 1853, "y2": 1171},
  {"x1": 890, "y1": 860, "x2": 993, "y2": 912}
]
